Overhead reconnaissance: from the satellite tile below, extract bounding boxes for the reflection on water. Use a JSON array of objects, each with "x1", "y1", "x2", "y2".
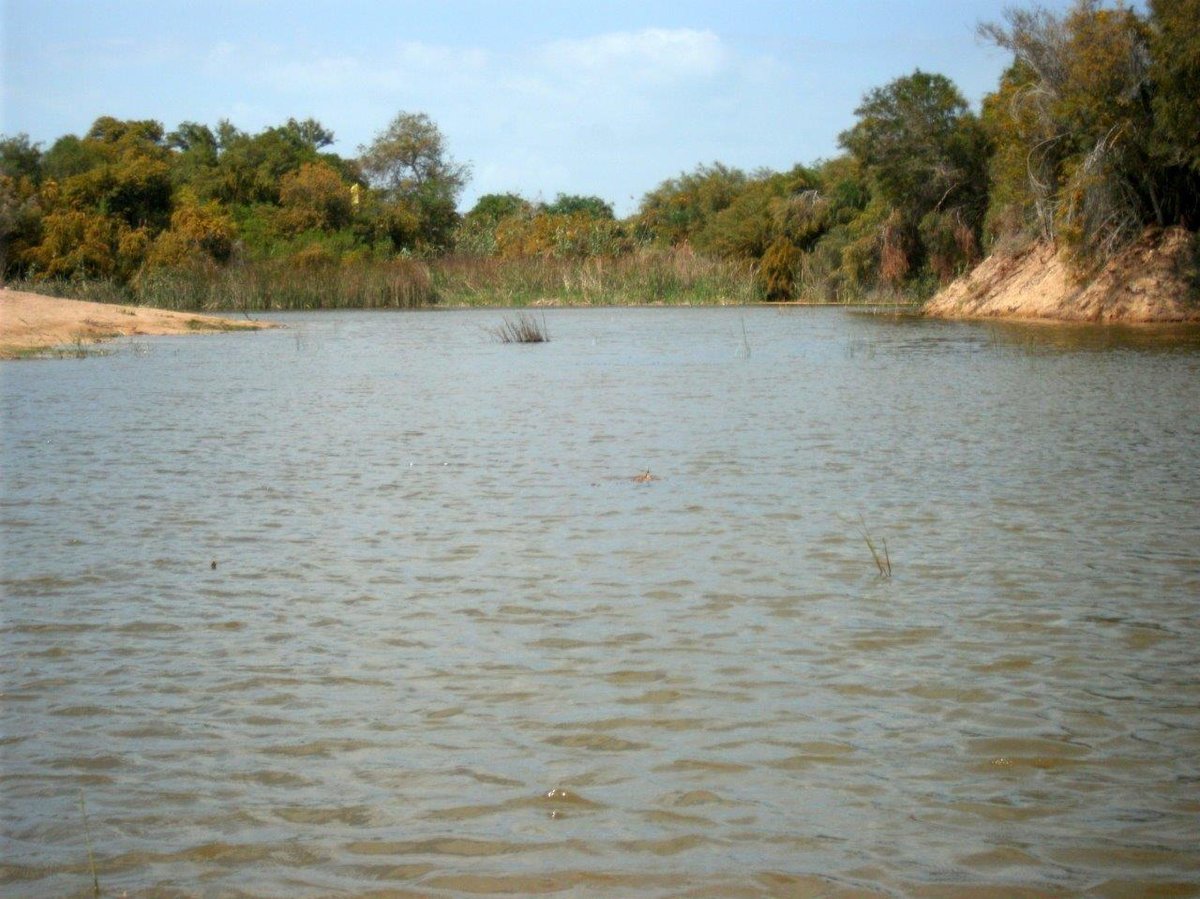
[
  {"x1": 2, "y1": 307, "x2": 1199, "y2": 896},
  {"x1": 975, "y1": 317, "x2": 1200, "y2": 354}
]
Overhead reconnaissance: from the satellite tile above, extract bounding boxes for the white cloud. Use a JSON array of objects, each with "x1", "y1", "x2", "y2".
[
  {"x1": 201, "y1": 38, "x2": 487, "y2": 99},
  {"x1": 394, "y1": 40, "x2": 489, "y2": 74},
  {"x1": 540, "y1": 28, "x2": 726, "y2": 83},
  {"x1": 266, "y1": 55, "x2": 363, "y2": 92}
]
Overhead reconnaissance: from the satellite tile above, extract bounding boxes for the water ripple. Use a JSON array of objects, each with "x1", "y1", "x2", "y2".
[{"x1": 2, "y1": 308, "x2": 1198, "y2": 895}]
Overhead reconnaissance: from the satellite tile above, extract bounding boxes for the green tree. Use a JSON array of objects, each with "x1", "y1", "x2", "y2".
[
  {"x1": 978, "y1": 1, "x2": 1190, "y2": 258},
  {"x1": 466, "y1": 192, "x2": 530, "y2": 223},
  {"x1": 0, "y1": 173, "x2": 42, "y2": 276},
  {"x1": 166, "y1": 122, "x2": 218, "y2": 154},
  {"x1": 38, "y1": 117, "x2": 173, "y2": 233},
  {"x1": 839, "y1": 70, "x2": 988, "y2": 224},
  {"x1": 210, "y1": 118, "x2": 334, "y2": 206},
  {"x1": 636, "y1": 162, "x2": 748, "y2": 246},
  {"x1": 697, "y1": 166, "x2": 820, "y2": 259},
  {"x1": 455, "y1": 192, "x2": 533, "y2": 254},
  {"x1": 0, "y1": 135, "x2": 44, "y2": 276},
  {"x1": 25, "y1": 208, "x2": 148, "y2": 280},
  {"x1": 282, "y1": 117, "x2": 335, "y2": 150},
  {"x1": 0, "y1": 134, "x2": 42, "y2": 182},
  {"x1": 277, "y1": 161, "x2": 353, "y2": 234},
  {"x1": 18, "y1": 117, "x2": 177, "y2": 277},
  {"x1": 1148, "y1": 0, "x2": 1200, "y2": 227},
  {"x1": 85, "y1": 116, "x2": 164, "y2": 147},
  {"x1": 839, "y1": 70, "x2": 988, "y2": 281},
  {"x1": 166, "y1": 122, "x2": 221, "y2": 194},
  {"x1": 40, "y1": 134, "x2": 107, "y2": 182},
  {"x1": 543, "y1": 193, "x2": 614, "y2": 219},
  {"x1": 784, "y1": 155, "x2": 881, "y2": 300},
  {"x1": 145, "y1": 195, "x2": 237, "y2": 269},
  {"x1": 359, "y1": 112, "x2": 470, "y2": 250},
  {"x1": 979, "y1": 62, "x2": 1045, "y2": 242}
]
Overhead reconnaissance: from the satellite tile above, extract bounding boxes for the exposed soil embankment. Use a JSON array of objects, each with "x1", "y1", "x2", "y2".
[
  {"x1": 0, "y1": 288, "x2": 276, "y2": 358},
  {"x1": 923, "y1": 228, "x2": 1200, "y2": 323}
]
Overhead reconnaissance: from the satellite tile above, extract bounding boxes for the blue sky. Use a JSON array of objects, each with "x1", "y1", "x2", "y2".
[{"x1": 2, "y1": 1, "x2": 1075, "y2": 215}]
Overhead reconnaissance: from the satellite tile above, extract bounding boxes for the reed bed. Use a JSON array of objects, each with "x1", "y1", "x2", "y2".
[
  {"x1": 132, "y1": 259, "x2": 438, "y2": 311},
  {"x1": 9, "y1": 248, "x2": 760, "y2": 311},
  {"x1": 433, "y1": 249, "x2": 759, "y2": 307},
  {"x1": 8, "y1": 259, "x2": 435, "y2": 312}
]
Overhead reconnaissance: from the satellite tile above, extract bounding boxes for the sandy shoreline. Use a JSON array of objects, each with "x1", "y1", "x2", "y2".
[{"x1": 0, "y1": 288, "x2": 276, "y2": 358}]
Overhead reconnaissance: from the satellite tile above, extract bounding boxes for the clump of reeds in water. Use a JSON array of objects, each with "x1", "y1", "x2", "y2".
[
  {"x1": 487, "y1": 312, "x2": 550, "y2": 343},
  {"x1": 858, "y1": 516, "x2": 892, "y2": 578}
]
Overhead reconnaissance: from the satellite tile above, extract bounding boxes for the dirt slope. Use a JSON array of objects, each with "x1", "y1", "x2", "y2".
[{"x1": 923, "y1": 227, "x2": 1200, "y2": 323}]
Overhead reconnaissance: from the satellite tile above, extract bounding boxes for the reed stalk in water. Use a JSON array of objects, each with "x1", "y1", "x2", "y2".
[
  {"x1": 858, "y1": 516, "x2": 892, "y2": 578},
  {"x1": 79, "y1": 789, "x2": 100, "y2": 898}
]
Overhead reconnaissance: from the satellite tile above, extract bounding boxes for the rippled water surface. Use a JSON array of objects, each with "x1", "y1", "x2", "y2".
[{"x1": 3, "y1": 307, "x2": 1199, "y2": 896}]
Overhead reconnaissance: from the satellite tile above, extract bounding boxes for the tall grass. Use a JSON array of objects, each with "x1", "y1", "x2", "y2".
[
  {"x1": 9, "y1": 248, "x2": 760, "y2": 311},
  {"x1": 433, "y1": 248, "x2": 760, "y2": 307},
  {"x1": 7, "y1": 259, "x2": 435, "y2": 312},
  {"x1": 132, "y1": 258, "x2": 438, "y2": 311},
  {"x1": 4, "y1": 277, "x2": 131, "y2": 305}
]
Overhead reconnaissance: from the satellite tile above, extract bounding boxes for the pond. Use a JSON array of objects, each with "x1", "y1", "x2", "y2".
[{"x1": 3, "y1": 307, "x2": 1199, "y2": 896}]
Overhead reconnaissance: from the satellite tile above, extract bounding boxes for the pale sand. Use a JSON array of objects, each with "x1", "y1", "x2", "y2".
[
  {"x1": 923, "y1": 227, "x2": 1200, "y2": 323},
  {"x1": 0, "y1": 288, "x2": 277, "y2": 358}
]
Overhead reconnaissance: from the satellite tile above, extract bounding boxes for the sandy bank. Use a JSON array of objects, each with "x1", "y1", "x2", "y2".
[
  {"x1": 0, "y1": 288, "x2": 276, "y2": 358},
  {"x1": 923, "y1": 227, "x2": 1200, "y2": 323}
]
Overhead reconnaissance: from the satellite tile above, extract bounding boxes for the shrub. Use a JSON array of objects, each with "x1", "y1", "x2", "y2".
[
  {"x1": 757, "y1": 237, "x2": 800, "y2": 301},
  {"x1": 277, "y1": 161, "x2": 353, "y2": 234}
]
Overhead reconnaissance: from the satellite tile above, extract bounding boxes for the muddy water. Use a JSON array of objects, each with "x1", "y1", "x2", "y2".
[{"x1": 2, "y1": 307, "x2": 1199, "y2": 896}]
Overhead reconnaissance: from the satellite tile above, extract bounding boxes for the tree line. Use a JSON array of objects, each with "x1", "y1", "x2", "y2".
[{"x1": 1, "y1": 0, "x2": 1196, "y2": 305}]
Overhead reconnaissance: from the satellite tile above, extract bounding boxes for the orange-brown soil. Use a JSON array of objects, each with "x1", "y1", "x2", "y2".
[{"x1": 923, "y1": 227, "x2": 1200, "y2": 323}]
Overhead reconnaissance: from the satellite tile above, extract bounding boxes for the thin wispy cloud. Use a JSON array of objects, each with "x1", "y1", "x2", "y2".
[{"x1": 540, "y1": 28, "x2": 727, "y2": 82}]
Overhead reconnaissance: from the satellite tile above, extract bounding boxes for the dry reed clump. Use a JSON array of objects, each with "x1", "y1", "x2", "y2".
[{"x1": 487, "y1": 312, "x2": 550, "y2": 343}]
